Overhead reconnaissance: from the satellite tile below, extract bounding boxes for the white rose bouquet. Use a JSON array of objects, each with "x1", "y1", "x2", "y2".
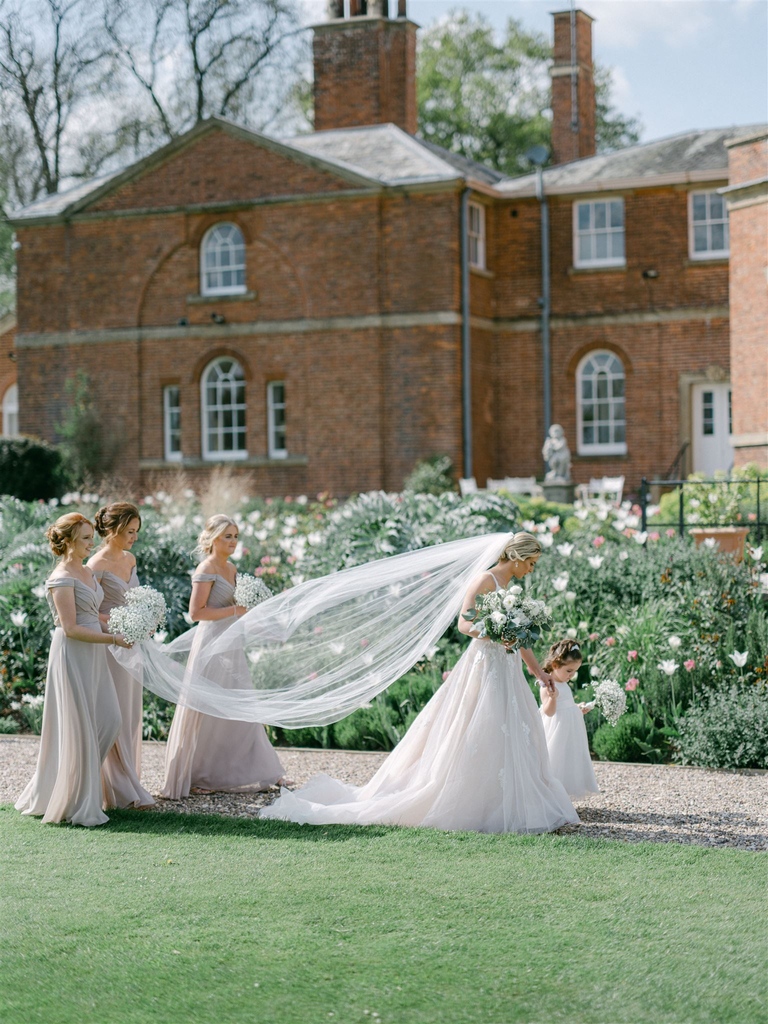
[
  {"x1": 234, "y1": 573, "x2": 272, "y2": 610},
  {"x1": 463, "y1": 585, "x2": 552, "y2": 653},
  {"x1": 591, "y1": 678, "x2": 627, "y2": 726},
  {"x1": 107, "y1": 586, "x2": 167, "y2": 645}
]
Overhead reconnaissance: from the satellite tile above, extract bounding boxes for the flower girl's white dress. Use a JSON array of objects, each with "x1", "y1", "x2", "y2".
[
  {"x1": 540, "y1": 683, "x2": 600, "y2": 800},
  {"x1": 262, "y1": 578, "x2": 579, "y2": 834}
]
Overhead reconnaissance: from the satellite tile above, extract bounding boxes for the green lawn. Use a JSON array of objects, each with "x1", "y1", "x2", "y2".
[{"x1": 0, "y1": 805, "x2": 765, "y2": 1024}]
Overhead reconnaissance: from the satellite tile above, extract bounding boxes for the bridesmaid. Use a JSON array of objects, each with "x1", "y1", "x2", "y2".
[
  {"x1": 16, "y1": 513, "x2": 129, "y2": 826},
  {"x1": 161, "y1": 514, "x2": 286, "y2": 799},
  {"x1": 88, "y1": 502, "x2": 155, "y2": 810}
]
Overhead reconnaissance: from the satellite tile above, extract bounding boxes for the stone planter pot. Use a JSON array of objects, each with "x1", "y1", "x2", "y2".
[{"x1": 689, "y1": 526, "x2": 750, "y2": 562}]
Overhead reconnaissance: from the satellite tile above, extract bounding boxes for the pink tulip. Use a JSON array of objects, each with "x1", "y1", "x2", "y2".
[
  {"x1": 442, "y1": 670, "x2": 451, "y2": 682},
  {"x1": 260, "y1": 555, "x2": 271, "y2": 565},
  {"x1": 625, "y1": 678, "x2": 640, "y2": 691},
  {"x1": 684, "y1": 659, "x2": 696, "y2": 672},
  {"x1": 592, "y1": 536, "x2": 605, "y2": 548},
  {"x1": 627, "y1": 650, "x2": 638, "y2": 661},
  {"x1": 605, "y1": 636, "x2": 616, "y2": 647},
  {"x1": 666, "y1": 529, "x2": 676, "y2": 538},
  {"x1": 748, "y1": 512, "x2": 757, "y2": 522},
  {"x1": 649, "y1": 532, "x2": 660, "y2": 541}
]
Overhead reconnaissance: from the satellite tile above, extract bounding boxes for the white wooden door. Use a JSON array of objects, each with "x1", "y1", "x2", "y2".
[{"x1": 691, "y1": 382, "x2": 733, "y2": 475}]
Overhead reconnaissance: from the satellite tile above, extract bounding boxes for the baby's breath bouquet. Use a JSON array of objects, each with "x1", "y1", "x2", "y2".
[
  {"x1": 107, "y1": 586, "x2": 167, "y2": 645},
  {"x1": 234, "y1": 573, "x2": 272, "y2": 610},
  {"x1": 463, "y1": 584, "x2": 552, "y2": 653},
  {"x1": 591, "y1": 679, "x2": 627, "y2": 726}
]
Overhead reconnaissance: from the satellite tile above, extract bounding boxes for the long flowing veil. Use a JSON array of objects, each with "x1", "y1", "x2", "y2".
[{"x1": 112, "y1": 532, "x2": 511, "y2": 727}]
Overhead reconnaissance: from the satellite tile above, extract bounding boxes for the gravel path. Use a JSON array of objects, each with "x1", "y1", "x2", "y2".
[{"x1": 2, "y1": 736, "x2": 765, "y2": 850}]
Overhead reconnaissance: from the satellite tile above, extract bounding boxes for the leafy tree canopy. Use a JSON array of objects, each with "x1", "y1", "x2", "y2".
[{"x1": 417, "y1": 10, "x2": 642, "y2": 176}]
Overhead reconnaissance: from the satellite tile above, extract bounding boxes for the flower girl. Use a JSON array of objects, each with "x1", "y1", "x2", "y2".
[{"x1": 539, "y1": 639, "x2": 600, "y2": 799}]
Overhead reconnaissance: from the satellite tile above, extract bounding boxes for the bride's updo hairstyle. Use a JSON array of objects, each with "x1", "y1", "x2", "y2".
[
  {"x1": 543, "y1": 638, "x2": 583, "y2": 674},
  {"x1": 45, "y1": 513, "x2": 92, "y2": 557},
  {"x1": 94, "y1": 502, "x2": 141, "y2": 538},
  {"x1": 499, "y1": 531, "x2": 542, "y2": 563},
  {"x1": 196, "y1": 514, "x2": 239, "y2": 556}
]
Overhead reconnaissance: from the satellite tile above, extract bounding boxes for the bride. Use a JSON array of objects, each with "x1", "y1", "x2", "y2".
[{"x1": 260, "y1": 532, "x2": 579, "y2": 834}]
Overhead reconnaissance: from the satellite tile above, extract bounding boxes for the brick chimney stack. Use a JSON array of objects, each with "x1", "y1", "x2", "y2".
[
  {"x1": 550, "y1": 9, "x2": 596, "y2": 165},
  {"x1": 313, "y1": 0, "x2": 418, "y2": 134}
]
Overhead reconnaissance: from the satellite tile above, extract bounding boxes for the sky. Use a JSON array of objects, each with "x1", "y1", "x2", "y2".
[{"x1": 303, "y1": 0, "x2": 768, "y2": 143}]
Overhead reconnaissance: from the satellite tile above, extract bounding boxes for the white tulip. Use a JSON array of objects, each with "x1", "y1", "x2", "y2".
[
  {"x1": 632, "y1": 532, "x2": 648, "y2": 545},
  {"x1": 729, "y1": 651, "x2": 748, "y2": 668},
  {"x1": 658, "y1": 660, "x2": 678, "y2": 676},
  {"x1": 10, "y1": 610, "x2": 27, "y2": 628},
  {"x1": 565, "y1": 591, "x2": 577, "y2": 603},
  {"x1": 588, "y1": 555, "x2": 604, "y2": 569},
  {"x1": 749, "y1": 546, "x2": 763, "y2": 562},
  {"x1": 566, "y1": 627, "x2": 578, "y2": 639},
  {"x1": 556, "y1": 543, "x2": 574, "y2": 557},
  {"x1": 590, "y1": 665, "x2": 601, "y2": 677},
  {"x1": 553, "y1": 574, "x2": 569, "y2": 593},
  {"x1": 619, "y1": 550, "x2": 629, "y2": 561},
  {"x1": 578, "y1": 621, "x2": 588, "y2": 631},
  {"x1": 668, "y1": 636, "x2": 682, "y2": 650},
  {"x1": 539, "y1": 533, "x2": 554, "y2": 548}
]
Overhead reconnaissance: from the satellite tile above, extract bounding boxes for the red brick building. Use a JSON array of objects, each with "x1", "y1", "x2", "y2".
[
  {"x1": 723, "y1": 130, "x2": 768, "y2": 469},
  {"x1": 6, "y1": 5, "x2": 765, "y2": 495}
]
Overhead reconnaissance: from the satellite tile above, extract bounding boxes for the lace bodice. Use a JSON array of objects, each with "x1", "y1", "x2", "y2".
[{"x1": 45, "y1": 576, "x2": 103, "y2": 630}]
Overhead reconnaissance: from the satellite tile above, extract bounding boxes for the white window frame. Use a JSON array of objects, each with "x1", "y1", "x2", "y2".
[
  {"x1": 468, "y1": 202, "x2": 486, "y2": 270},
  {"x1": 267, "y1": 381, "x2": 287, "y2": 460},
  {"x1": 576, "y1": 350, "x2": 627, "y2": 456},
  {"x1": 163, "y1": 385, "x2": 182, "y2": 462},
  {"x1": 573, "y1": 198, "x2": 626, "y2": 269},
  {"x1": 688, "y1": 190, "x2": 729, "y2": 260},
  {"x1": 200, "y1": 222, "x2": 247, "y2": 296},
  {"x1": 2, "y1": 384, "x2": 18, "y2": 438},
  {"x1": 200, "y1": 357, "x2": 248, "y2": 461}
]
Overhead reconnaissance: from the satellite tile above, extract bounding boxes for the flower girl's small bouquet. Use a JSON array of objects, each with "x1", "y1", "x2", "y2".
[
  {"x1": 234, "y1": 573, "x2": 272, "y2": 610},
  {"x1": 463, "y1": 585, "x2": 552, "y2": 653},
  {"x1": 107, "y1": 586, "x2": 167, "y2": 645},
  {"x1": 591, "y1": 679, "x2": 627, "y2": 726}
]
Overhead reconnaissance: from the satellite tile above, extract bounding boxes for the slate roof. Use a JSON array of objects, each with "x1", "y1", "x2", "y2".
[{"x1": 496, "y1": 125, "x2": 768, "y2": 196}]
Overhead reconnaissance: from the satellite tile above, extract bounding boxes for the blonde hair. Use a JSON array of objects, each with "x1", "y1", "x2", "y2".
[
  {"x1": 196, "y1": 514, "x2": 238, "y2": 555},
  {"x1": 499, "y1": 531, "x2": 542, "y2": 563},
  {"x1": 94, "y1": 502, "x2": 141, "y2": 538},
  {"x1": 45, "y1": 513, "x2": 92, "y2": 557},
  {"x1": 543, "y1": 638, "x2": 583, "y2": 674}
]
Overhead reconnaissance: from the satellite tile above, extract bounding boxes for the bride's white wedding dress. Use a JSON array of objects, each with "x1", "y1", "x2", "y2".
[{"x1": 261, "y1": 577, "x2": 579, "y2": 834}]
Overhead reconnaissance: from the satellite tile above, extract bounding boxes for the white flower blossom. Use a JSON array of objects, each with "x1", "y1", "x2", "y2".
[
  {"x1": 729, "y1": 651, "x2": 748, "y2": 668},
  {"x1": 619, "y1": 550, "x2": 630, "y2": 561},
  {"x1": 749, "y1": 546, "x2": 763, "y2": 562},
  {"x1": 566, "y1": 627, "x2": 578, "y2": 639},
  {"x1": 668, "y1": 636, "x2": 682, "y2": 650},
  {"x1": 632, "y1": 532, "x2": 648, "y2": 545},
  {"x1": 538, "y1": 533, "x2": 554, "y2": 548},
  {"x1": 556, "y1": 542, "x2": 574, "y2": 557},
  {"x1": 658, "y1": 660, "x2": 678, "y2": 676},
  {"x1": 108, "y1": 587, "x2": 167, "y2": 644},
  {"x1": 578, "y1": 621, "x2": 588, "y2": 631},
  {"x1": 588, "y1": 555, "x2": 604, "y2": 569},
  {"x1": 552, "y1": 573, "x2": 569, "y2": 593},
  {"x1": 590, "y1": 665, "x2": 601, "y2": 677},
  {"x1": 10, "y1": 610, "x2": 28, "y2": 628},
  {"x1": 703, "y1": 538, "x2": 718, "y2": 549},
  {"x1": 592, "y1": 679, "x2": 627, "y2": 725},
  {"x1": 234, "y1": 574, "x2": 272, "y2": 609},
  {"x1": 509, "y1": 585, "x2": 523, "y2": 596},
  {"x1": 565, "y1": 591, "x2": 577, "y2": 603}
]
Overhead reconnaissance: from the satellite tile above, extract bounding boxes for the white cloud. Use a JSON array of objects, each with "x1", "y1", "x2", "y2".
[{"x1": 589, "y1": 0, "x2": 716, "y2": 50}]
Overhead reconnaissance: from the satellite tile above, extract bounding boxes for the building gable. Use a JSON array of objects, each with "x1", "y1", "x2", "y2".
[{"x1": 76, "y1": 121, "x2": 378, "y2": 218}]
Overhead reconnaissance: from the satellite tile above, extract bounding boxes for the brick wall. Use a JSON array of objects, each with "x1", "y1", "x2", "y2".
[
  {"x1": 551, "y1": 10, "x2": 596, "y2": 165},
  {"x1": 0, "y1": 318, "x2": 16, "y2": 426},
  {"x1": 726, "y1": 132, "x2": 768, "y2": 468}
]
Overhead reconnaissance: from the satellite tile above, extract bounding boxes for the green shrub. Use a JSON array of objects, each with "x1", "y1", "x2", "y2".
[
  {"x1": 403, "y1": 455, "x2": 454, "y2": 495},
  {"x1": 0, "y1": 715, "x2": 19, "y2": 733},
  {"x1": 675, "y1": 684, "x2": 768, "y2": 769},
  {"x1": 0, "y1": 437, "x2": 70, "y2": 500},
  {"x1": 592, "y1": 712, "x2": 669, "y2": 763}
]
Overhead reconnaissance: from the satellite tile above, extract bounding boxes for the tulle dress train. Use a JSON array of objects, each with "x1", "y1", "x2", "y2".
[
  {"x1": 15, "y1": 578, "x2": 122, "y2": 826},
  {"x1": 261, "y1": 638, "x2": 579, "y2": 834},
  {"x1": 94, "y1": 568, "x2": 155, "y2": 809},
  {"x1": 540, "y1": 682, "x2": 600, "y2": 800},
  {"x1": 161, "y1": 573, "x2": 284, "y2": 799}
]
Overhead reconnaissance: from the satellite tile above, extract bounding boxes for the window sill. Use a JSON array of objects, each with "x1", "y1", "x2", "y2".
[
  {"x1": 574, "y1": 450, "x2": 629, "y2": 460},
  {"x1": 470, "y1": 266, "x2": 494, "y2": 279},
  {"x1": 139, "y1": 455, "x2": 308, "y2": 470},
  {"x1": 568, "y1": 264, "x2": 627, "y2": 276},
  {"x1": 685, "y1": 256, "x2": 729, "y2": 267},
  {"x1": 187, "y1": 291, "x2": 257, "y2": 305}
]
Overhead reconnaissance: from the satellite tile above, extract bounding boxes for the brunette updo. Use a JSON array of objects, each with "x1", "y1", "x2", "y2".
[
  {"x1": 499, "y1": 531, "x2": 542, "y2": 563},
  {"x1": 542, "y1": 638, "x2": 583, "y2": 674},
  {"x1": 196, "y1": 514, "x2": 238, "y2": 556},
  {"x1": 45, "y1": 513, "x2": 92, "y2": 557},
  {"x1": 94, "y1": 502, "x2": 142, "y2": 538}
]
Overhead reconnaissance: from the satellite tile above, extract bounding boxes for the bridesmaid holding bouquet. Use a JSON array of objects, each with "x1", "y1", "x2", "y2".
[
  {"x1": 88, "y1": 502, "x2": 155, "y2": 810},
  {"x1": 16, "y1": 514, "x2": 128, "y2": 826},
  {"x1": 161, "y1": 514, "x2": 286, "y2": 799}
]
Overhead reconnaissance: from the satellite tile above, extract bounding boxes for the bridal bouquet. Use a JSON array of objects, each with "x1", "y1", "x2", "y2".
[
  {"x1": 591, "y1": 679, "x2": 627, "y2": 726},
  {"x1": 463, "y1": 585, "x2": 552, "y2": 653},
  {"x1": 234, "y1": 573, "x2": 272, "y2": 610},
  {"x1": 107, "y1": 586, "x2": 167, "y2": 645}
]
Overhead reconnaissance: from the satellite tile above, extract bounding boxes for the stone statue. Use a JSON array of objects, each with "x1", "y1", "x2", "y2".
[{"x1": 542, "y1": 424, "x2": 571, "y2": 483}]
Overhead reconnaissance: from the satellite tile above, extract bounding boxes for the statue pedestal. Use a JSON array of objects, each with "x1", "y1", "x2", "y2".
[{"x1": 542, "y1": 482, "x2": 576, "y2": 505}]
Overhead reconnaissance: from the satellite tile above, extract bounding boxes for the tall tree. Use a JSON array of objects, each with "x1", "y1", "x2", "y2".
[{"x1": 417, "y1": 11, "x2": 642, "y2": 176}]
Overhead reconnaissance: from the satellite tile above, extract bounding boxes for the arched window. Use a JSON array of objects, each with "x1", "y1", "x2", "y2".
[
  {"x1": 2, "y1": 384, "x2": 18, "y2": 438},
  {"x1": 200, "y1": 223, "x2": 246, "y2": 296},
  {"x1": 576, "y1": 351, "x2": 626, "y2": 455},
  {"x1": 201, "y1": 357, "x2": 247, "y2": 460}
]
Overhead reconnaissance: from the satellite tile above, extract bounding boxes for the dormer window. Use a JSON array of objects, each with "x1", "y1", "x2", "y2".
[{"x1": 200, "y1": 223, "x2": 246, "y2": 296}]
